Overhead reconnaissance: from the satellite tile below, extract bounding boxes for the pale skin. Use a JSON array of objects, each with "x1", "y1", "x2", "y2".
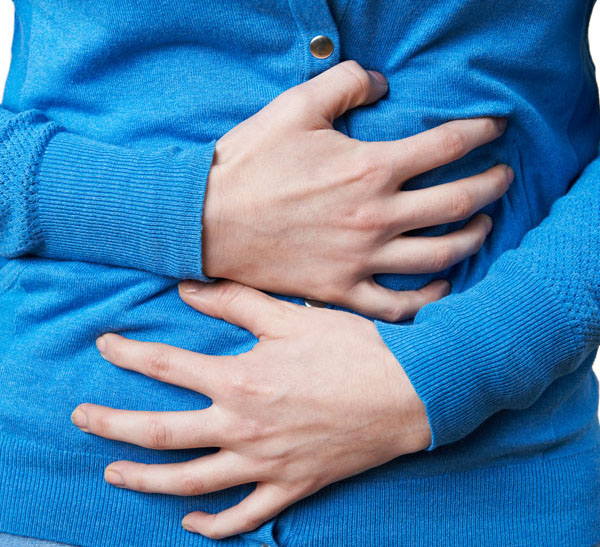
[{"x1": 71, "y1": 60, "x2": 513, "y2": 538}]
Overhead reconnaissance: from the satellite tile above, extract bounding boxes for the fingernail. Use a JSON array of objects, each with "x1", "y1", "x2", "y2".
[
  {"x1": 367, "y1": 70, "x2": 388, "y2": 87},
  {"x1": 496, "y1": 117, "x2": 507, "y2": 132},
  {"x1": 440, "y1": 280, "x2": 452, "y2": 296},
  {"x1": 506, "y1": 165, "x2": 515, "y2": 182},
  {"x1": 484, "y1": 215, "x2": 493, "y2": 233},
  {"x1": 105, "y1": 467, "x2": 125, "y2": 487},
  {"x1": 96, "y1": 335, "x2": 107, "y2": 356},
  {"x1": 71, "y1": 408, "x2": 88, "y2": 431},
  {"x1": 182, "y1": 520, "x2": 198, "y2": 534},
  {"x1": 179, "y1": 281, "x2": 204, "y2": 294}
]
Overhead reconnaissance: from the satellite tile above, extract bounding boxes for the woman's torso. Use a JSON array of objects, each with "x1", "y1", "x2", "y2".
[{"x1": 1, "y1": 0, "x2": 600, "y2": 545}]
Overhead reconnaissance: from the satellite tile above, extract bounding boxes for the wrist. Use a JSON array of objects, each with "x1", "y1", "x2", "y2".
[
  {"x1": 201, "y1": 158, "x2": 228, "y2": 279},
  {"x1": 383, "y1": 344, "x2": 432, "y2": 455}
]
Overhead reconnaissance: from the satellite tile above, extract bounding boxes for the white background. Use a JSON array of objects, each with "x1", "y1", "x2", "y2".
[{"x1": 0, "y1": 3, "x2": 599, "y2": 376}]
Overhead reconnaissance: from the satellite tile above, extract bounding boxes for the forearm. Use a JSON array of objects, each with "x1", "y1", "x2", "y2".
[
  {"x1": 1, "y1": 105, "x2": 216, "y2": 279},
  {"x1": 376, "y1": 154, "x2": 600, "y2": 449}
]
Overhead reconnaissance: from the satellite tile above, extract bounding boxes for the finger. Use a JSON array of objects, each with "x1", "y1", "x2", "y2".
[
  {"x1": 278, "y1": 60, "x2": 388, "y2": 126},
  {"x1": 372, "y1": 214, "x2": 493, "y2": 274},
  {"x1": 393, "y1": 164, "x2": 514, "y2": 231},
  {"x1": 104, "y1": 450, "x2": 256, "y2": 496},
  {"x1": 342, "y1": 278, "x2": 451, "y2": 322},
  {"x1": 372, "y1": 117, "x2": 507, "y2": 183},
  {"x1": 179, "y1": 280, "x2": 292, "y2": 339},
  {"x1": 182, "y1": 482, "x2": 298, "y2": 540},
  {"x1": 96, "y1": 333, "x2": 231, "y2": 398},
  {"x1": 71, "y1": 403, "x2": 226, "y2": 450}
]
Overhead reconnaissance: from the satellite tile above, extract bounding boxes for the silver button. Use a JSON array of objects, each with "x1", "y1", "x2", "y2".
[
  {"x1": 310, "y1": 35, "x2": 334, "y2": 59},
  {"x1": 304, "y1": 298, "x2": 329, "y2": 308}
]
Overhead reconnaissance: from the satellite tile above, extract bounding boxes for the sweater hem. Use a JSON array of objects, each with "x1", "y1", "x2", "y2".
[{"x1": 0, "y1": 434, "x2": 599, "y2": 547}]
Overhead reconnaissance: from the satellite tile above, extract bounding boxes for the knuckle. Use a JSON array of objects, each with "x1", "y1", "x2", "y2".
[
  {"x1": 352, "y1": 147, "x2": 376, "y2": 177},
  {"x1": 236, "y1": 417, "x2": 270, "y2": 443},
  {"x1": 428, "y1": 245, "x2": 454, "y2": 272},
  {"x1": 395, "y1": 201, "x2": 420, "y2": 231},
  {"x1": 181, "y1": 472, "x2": 207, "y2": 495},
  {"x1": 223, "y1": 366, "x2": 252, "y2": 398},
  {"x1": 215, "y1": 282, "x2": 247, "y2": 312},
  {"x1": 280, "y1": 87, "x2": 313, "y2": 118},
  {"x1": 355, "y1": 150, "x2": 390, "y2": 186},
  {"x1": 145, "y1": 418, "x2": 172, "y2": 449},
  {"x1": 95, "y1": 413, "x2": 113, "y2": 438},
  {"x1": 381, "y1": 302, "x2": 407, "y2": 323},
  {"x1": 450, "y1": 189, "x2": 475, "y2": 220},
  {"x1": 339, "y1": 60, "x2": 371, "y2": 99},
  {"x1": 132, "y1": 469, "x2": 151, "y2": 493},
  {"x1": 441, "y1": 128, "x2": 468, "y2": 159},
  {"x1": 146, "y1": 347, "x2": 171, "y2": 381},
  {"x1": 350, "y1": 205, "x2": 389, "y2": 233},
  {"x1": 202, "y1": 518, "x2": 225, "y2": 539},
  {"x1": 240, "y1": 514, "x2": 263, "y2": 532}
]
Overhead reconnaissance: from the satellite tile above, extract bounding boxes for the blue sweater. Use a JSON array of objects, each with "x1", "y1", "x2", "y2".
[{"x1": 0, "y1": 0, "x2": 599, "y2": 546}]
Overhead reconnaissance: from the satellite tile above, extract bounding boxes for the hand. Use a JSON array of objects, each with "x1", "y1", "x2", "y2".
[
  {"x1": 203, "y1": 60, "x2": 513, "y2": 321},
  {"x1": 71, "y1": 280, "x2": 432, "y2": 539}
]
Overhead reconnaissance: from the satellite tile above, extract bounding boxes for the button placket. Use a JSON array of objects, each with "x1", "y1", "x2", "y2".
[
  {"x1": 287, "y1": 0, "x2": 342, "y2": 310},
  {"x1": 310, "y1": 34, "x2": 334, "y2": 58},
  {"x1": 287, "y1": 0, "x2": 341, "y2": 79}
]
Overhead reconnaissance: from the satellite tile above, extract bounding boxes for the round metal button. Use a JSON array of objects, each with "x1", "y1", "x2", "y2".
[
  {"x1": 304, "y1": 298, "x2": 329, "y2": 308},
  {"x1": 310, "y1": 35, "x2": 334, "y2": 59}
]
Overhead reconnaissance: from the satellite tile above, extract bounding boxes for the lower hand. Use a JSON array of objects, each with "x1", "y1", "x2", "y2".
[{"x1": 71, "y1": 280, "x2": 432, "y2": 539}]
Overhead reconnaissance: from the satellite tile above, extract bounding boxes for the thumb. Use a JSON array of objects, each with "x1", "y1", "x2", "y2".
[
  {"x1": 178, "y1": 280, "x2": 287, "y2": 338},
  {"x1": 283, "y1": 60, "x2": 388, "y2": 126}
]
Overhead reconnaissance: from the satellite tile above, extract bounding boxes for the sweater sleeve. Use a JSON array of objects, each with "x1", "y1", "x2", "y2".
[
  {"x1": 0, "y1": 105, "x2": 216, "y2": 280},
  {"x1": 375, "y1": 153, "x2": 600, "y2": 451}
]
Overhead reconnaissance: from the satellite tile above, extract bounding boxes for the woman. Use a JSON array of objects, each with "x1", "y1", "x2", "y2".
[{"x1": 0, "y1": 1, "x2": 598, "y2": 546}]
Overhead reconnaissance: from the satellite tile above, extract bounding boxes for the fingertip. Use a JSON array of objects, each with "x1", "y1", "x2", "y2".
[
  {"x1": 427, "y1": 279, "x2": 451, "y2": 299},
  {"x1": 438, "y1": 279, "x2": 452, "y2": 297},
  {"x1": 481, "y1": 214, "x2": 493, "y2": 234},
  {"x1": 178, "y1": 281, "x2": 215, "y2": 313},
  {"x1": 181, "y1": 517, "x2": 198, "y2": 534},
  {"x1": 495, "y1": 117, "x2": 507, "y2": 133},
  {"x1": 104, "y1": 466, "x2": 126, "y2": 487},
  {"x1": 506, "y1": 165, "x2": 515, "y2": 183},
  {"x1": 178, "y1": 280, "x2": 204, "y2": 295},
  {"x1": 96, "y1": 335, "x2": 107, "y2": 356},
  {"x1": 367, "y1": 69, "x2": 388, "y2": 88},
  {"x1": 96, "y1": 333, "x2": 123, "y2": 361},
  {"x1": 71, "y1": 405, "x2": 89, "y2": 431},
  {"x1": 182, "y1": 513, "x2": 214, "y2": 537}
]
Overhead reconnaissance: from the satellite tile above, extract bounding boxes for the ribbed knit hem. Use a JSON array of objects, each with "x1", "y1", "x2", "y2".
[
  {"x1": 0, "y1": 434, "x2": 598, "y2": 547},
  {"x1": 278, "y1": 445, "x2": 600, "y2": 547},
  {"x1": 375, "y1": 259, "x2": 580, "y2": 451},
  {"x1": 35, "y1": 131, "x2": 217, "y2": 281},
  {"x1": 0, "y1": 435, "x2": 245, "y2": 547}
]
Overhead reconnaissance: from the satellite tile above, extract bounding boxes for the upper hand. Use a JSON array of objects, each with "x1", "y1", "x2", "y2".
[
  {"x1": 203, "y1": 60, "x2": 513, "y2": 320},
  {"x1": 71, "y1": 280, "x2": 432, "y2": 539}
]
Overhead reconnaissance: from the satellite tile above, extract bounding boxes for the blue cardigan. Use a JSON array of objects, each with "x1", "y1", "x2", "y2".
[{"x1": 0, "y1": 0, "x2": 599, "y2": 545}]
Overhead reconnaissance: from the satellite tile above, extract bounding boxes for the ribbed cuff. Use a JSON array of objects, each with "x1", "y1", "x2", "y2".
[
  {"x1": 375, "y1": 260, "x2": 579, "y2": 451},
  {"x1": 35, "y1": 130, "x2": 217, "y2": 280},
  {"x1": 0, "y1": 108, "x2": 60, "y2": 256}
]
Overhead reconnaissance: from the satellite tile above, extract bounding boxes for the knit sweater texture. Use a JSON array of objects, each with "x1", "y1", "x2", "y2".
[{"x1": 1, "y1": 0, "x2": 600, "y2": 546}]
